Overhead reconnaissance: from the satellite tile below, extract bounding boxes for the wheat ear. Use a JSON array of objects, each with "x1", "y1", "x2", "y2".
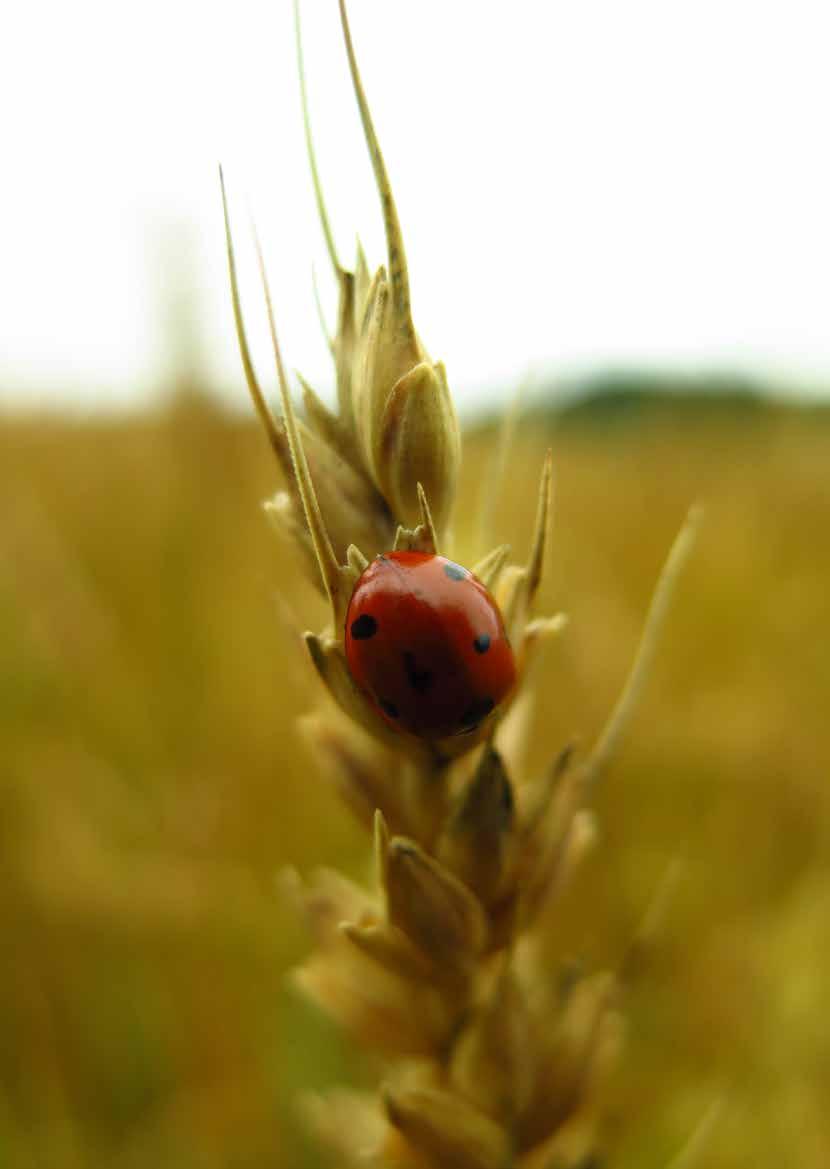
[{"x1": 222, "y1": 4, "x2": 701, "y2": 1166}]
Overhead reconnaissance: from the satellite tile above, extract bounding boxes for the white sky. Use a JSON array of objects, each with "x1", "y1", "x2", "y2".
[{"x1": 3, "y1": 0, "x2": 830, "y2": 413}]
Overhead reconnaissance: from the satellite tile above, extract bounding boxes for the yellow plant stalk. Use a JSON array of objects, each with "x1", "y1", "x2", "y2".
[{"x1": 221, "y1": 3, "x2": 700, "y2": 1166}]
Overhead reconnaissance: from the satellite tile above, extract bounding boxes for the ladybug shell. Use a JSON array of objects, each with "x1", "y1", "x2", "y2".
[{"x1": 344, "y1": 551, "x2": 516, "y2": 739}]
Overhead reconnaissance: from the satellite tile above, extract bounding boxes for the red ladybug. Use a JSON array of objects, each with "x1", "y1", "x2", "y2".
[{"x1": 344, "y1": 551, "x2": 516, "y2": 739}]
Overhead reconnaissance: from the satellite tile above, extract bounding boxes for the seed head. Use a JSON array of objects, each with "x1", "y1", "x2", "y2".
[{"x1": 221, "y1": 3, "x2": 702, "y2": 1166}]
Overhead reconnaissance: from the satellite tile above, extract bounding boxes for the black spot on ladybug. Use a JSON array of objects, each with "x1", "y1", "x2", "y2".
[
  {"x1": 350, "y1": 614, "x2": 378, "y2": 639},
  {"x1": 458, "y1": 696, "x2": 495, "y2": 731},
  {"x1": 379, "y1": 698, "x2": 399, "y2": 719},
  {"x1": 443, "y1": 561, "x2": 468, "y2": 581},
  {"x1": 403, "y1": 651, "x2": 433, "y2": 693},
  {"x1": 473, "y1": 633, "x2": 491, "y2": 654}
]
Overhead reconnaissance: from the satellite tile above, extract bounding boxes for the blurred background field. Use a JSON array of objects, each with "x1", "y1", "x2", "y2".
[
  {"x1": 5, "y1": 1, "x2": 830, "y2": 1163},
  {"x1": 1, "y1": 385, "x2": 828, "y2": 1168}
]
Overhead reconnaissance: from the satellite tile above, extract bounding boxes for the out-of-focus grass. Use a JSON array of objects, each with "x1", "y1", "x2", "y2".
[{"x1": 0, "y1": 391, "x2": 827, "y2": 1168}]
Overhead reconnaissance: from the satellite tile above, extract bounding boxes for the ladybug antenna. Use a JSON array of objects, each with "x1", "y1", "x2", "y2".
[
  {"x1": 247, "y1": 216, "x2": 343, "y2": 614},
  {"x1": 295, "y1": 0, "x2": 342, "y2": 278},
  {"x1": 219, "y1": 166, "x2": 283, "y2": 460},
  {"x1": 583, "y1": 504, "x2": 703, "y2": 792},
  {"x1": 339, "y1": 0, "x2": 415, "y2": 339},
  {"x1": 526, "y1": 449, "x2": 554, "y2": 602}
]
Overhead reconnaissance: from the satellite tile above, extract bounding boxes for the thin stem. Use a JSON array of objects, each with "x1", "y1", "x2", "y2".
[
  {"x1": 250, "y1": 221, "x2": 341, "y2": 609},
  {"x1": 475, "y1": 372, "x2": 530, "y2": 552},
  {"x1": 311, "y1": 264, "x2": 335, "y2": 354},
  {"x1": 219, "y1": 167, "x2": 282, "y2": 458},
  {"x1": 665, "y1": 1096, "x2": 723, "y2": 1169},
  {"x1": 584, "y1": 504, "x2": 703, "y2": 791},
  {"x1": 526, "y1": 450, "x2": 554, "y2": 602},
  {"x1": 338, "y1": 0, "x2": 414, "y2": 335},
  {"x1": 295, "y1": 0, "x2": 341, "y2": 276}
]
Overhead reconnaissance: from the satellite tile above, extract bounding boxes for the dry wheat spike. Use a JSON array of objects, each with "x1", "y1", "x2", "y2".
[{"x1": 220, "y1": 4, "x2": 701, "y2": 1166}]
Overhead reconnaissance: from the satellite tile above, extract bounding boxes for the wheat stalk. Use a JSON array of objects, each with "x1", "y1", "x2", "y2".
[{"x1": 221, "y1": 4, "x2": 701, "y2": 1166}]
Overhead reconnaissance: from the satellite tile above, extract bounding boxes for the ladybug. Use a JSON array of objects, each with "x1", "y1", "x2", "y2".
[{"x1": 344, "y1": 551, "x2": 516, "y2": 739}]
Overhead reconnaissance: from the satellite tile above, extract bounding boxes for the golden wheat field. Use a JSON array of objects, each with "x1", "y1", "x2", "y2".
[{"x1": 1, "y1": 390, "x2": 828, "y2": 1168}]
